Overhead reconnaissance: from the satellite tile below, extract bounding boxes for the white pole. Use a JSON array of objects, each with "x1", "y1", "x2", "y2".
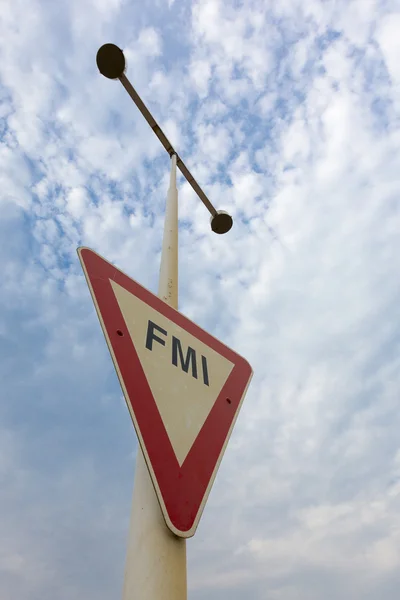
[
  {"x1": 122, "y1": 153, "x2": 187, "y2": 600},
  {"x1": 158, "y1": 153, "x2": 179, "y2": 308}
]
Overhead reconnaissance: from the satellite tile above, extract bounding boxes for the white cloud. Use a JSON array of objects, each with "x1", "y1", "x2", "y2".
[
  {"x1": 190, "y1": 59, "x2": 212, "y2": 97},
  {"x1": 137, "y1": 27, "x2": 163, "y2": 57},
  {"x1": 375, "y1": 13, "x2": 400, "y2": 86},
  {"x1": 66, "y1": 187, "x2": 89, "y2": 219}
]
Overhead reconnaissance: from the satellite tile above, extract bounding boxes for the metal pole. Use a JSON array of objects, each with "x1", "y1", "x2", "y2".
[
  {"x1": 119, "y1": 73, "x2": 217, "y2": 218},
  {"x1": 158, "y1": 153, "x2": 179, "y2": 307},
  {"x1": 122, "y1": 154, "x2": 187, "y2": 600}
]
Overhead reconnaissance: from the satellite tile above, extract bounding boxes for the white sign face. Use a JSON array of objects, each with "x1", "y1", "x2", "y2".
[{"x1": 112, "y1": 280, "x2": 234, "y2": 465}]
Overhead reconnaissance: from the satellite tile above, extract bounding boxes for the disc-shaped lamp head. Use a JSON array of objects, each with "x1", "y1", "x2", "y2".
[
  {"x1": 96, "y1": 44, "x2": 126, "y2": 79},
  {"x1": 210, "y1": 211, "x2": 233, "y2": 234}
]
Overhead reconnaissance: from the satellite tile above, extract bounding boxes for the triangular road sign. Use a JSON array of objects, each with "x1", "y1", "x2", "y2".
[{"x1": 78, "y1": 247, "x2": 253, "y2": 537}]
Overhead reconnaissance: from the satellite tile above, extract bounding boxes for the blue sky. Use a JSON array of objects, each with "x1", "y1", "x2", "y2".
[{"x1": 1, "y1": 0, "x2": 400, "y2": 598}]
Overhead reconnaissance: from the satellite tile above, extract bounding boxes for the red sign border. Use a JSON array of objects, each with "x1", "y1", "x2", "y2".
[{"x1": 78, "y1": 247, "x2": 252, "y2": 537}]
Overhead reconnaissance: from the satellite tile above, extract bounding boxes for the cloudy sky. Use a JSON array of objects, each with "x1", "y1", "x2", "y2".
[{"x1": 1, "y1": 0, "x2": 400, "y2": 598}]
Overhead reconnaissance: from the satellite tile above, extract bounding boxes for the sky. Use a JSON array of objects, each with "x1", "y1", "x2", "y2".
[{"x1": 0, "y1": 0, "x2": 400, "y2": 598}]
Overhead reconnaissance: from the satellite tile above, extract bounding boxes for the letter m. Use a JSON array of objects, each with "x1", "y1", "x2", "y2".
[{"x1": 171, "y1": 336, "x2": 198, "y2": 379}]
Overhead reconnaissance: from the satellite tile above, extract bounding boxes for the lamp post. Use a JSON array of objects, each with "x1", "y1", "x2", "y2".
[
  {"x1": 96, "y1": 43, "x2": 233, "y2": 235},
  {"x1": 96, "y1": 43, "x2": 233, "y2": 600}
]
